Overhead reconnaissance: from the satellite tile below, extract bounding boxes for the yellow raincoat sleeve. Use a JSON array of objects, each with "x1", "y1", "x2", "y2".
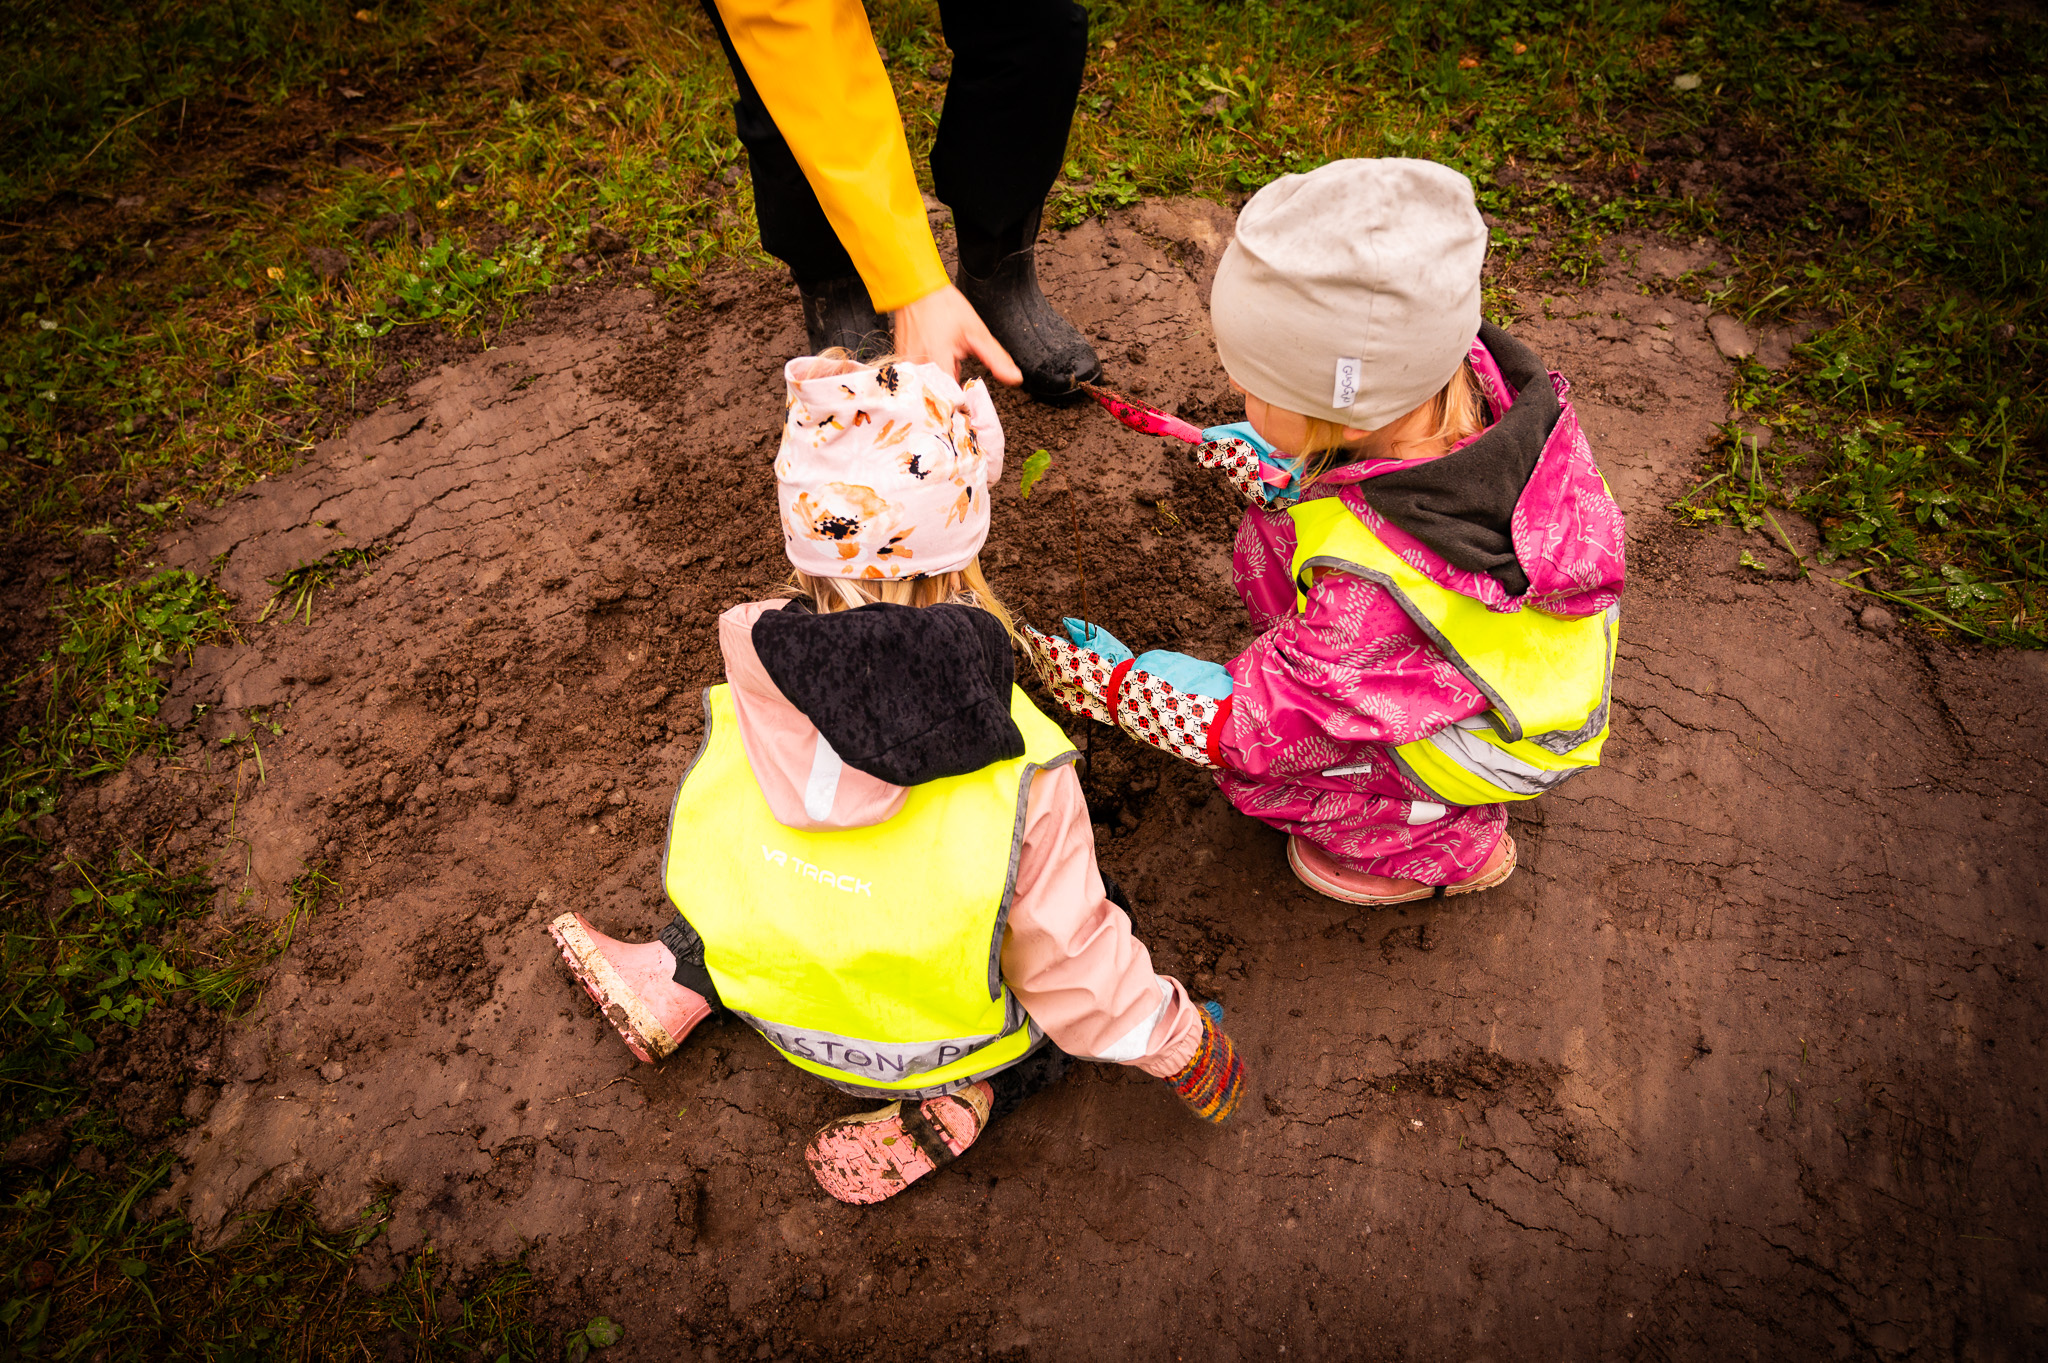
[{"x1": 711, "y1": 0, "x2": 950, "y2": 311}]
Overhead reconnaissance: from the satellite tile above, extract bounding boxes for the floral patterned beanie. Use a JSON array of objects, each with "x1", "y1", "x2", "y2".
[{"x1": 776, "y1": 355, "x2": 1005, "y2": 580}]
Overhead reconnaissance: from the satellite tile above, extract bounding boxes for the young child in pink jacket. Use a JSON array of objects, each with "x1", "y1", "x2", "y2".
[
  {"x1": 548, "y1": 354, "x2": 1243, "y2": 1206},
  {"x1": 1032, "y1": 158, "x2": 1626, "y2": 906}
]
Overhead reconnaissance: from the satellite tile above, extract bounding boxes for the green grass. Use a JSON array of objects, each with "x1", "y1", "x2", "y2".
[{"x1": 0, "y1": 0, "x2": 2041, "y2": 1354}]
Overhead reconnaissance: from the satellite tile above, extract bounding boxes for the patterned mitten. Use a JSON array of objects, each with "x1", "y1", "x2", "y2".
[
  {"x1": 1168, "y1": 1000, "x2": 1244, "y2": 1122},
  {"x1": 1021, "y1": 617, "x2": 1130, "y2": 725},
  {"x1": 1193, "y1": 431, "x2": 1275, "y2": 503},
  {"x1": 1197, "y1": 422, "x2": 1307, "y2": 506},
  {"x1": 1111, "y1": 650, "x2": 1235, "y2": 769}
]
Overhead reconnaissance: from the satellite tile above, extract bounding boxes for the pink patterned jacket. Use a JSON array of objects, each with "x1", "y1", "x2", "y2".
[{"x1": 1211, "y1": 333, "x2": 1627, "y2": 881}]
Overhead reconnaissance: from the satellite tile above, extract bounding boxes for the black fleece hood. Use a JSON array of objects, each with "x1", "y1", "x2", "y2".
[
  {"x1": 751, "y1": 601, "x2": 1024, "y2": 788},
  {"x1": 1353, "y1": 321, "x2": 1562, "y2": 598}
]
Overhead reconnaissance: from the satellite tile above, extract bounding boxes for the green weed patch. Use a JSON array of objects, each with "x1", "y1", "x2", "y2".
[{"x1": 1, "y1": 570, "x2": 232, "y2": 861}]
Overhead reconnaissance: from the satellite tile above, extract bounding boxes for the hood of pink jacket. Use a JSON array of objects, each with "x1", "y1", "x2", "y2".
[
  {"x1": 717, "y1": 597, "x2": 1029, "y2": 831},
  {"x1": 719, "y1": 600, "x2": 908, "y2": 831},
  {"x1": 1313, "y1": 329, "x2": 1627, "y2": 618}
]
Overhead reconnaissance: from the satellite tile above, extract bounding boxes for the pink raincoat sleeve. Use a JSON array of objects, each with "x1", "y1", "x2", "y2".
[
  {"x1": 1231, "y1": 504, "x2": 1306, "y2": 635},
  {"x1": 1000, "y1": 763, "x2": 1203, "y2": 1079}
]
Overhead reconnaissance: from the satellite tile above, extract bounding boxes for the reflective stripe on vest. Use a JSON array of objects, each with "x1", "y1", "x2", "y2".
[
  {"x1": 1285, "y1": 496, "x2": 1618, "y2": 804},
  {"x1": 661, "y1": 683, "x2": 1078, "y2": 1091}
]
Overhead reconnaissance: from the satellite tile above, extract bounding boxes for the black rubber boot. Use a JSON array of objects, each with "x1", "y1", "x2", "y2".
[
  {"x1": 799, "y1": 275, "x2": 892, "y2": 359},
  {"x1": 956, "y1": 206, "x2": 1102, "y2": 398}
]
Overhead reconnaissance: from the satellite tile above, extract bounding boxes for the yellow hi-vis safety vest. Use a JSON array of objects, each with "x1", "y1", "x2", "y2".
[
  {"x1": 1286, "y1": 497, "x2": 1619, "y2": 806},
  {"x1": 661, "y1": 683, "x2": 1078, "y2": 1093}
]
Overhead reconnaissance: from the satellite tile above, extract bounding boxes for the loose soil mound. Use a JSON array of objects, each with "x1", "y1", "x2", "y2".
[{"x1": 66, "y1": 203, "x2": 2046, "y2": 1358}]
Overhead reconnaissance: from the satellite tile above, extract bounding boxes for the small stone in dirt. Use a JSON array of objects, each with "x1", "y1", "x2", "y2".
[
  {"x1": 1858, "y1": 606, "x2": 1896, "y2": 635},
  {"x1": 799, "y1": 1276, "x2": 826, "y2": 1301},
  {"x1": 721, "y1": 165, "x2": 740, "y2": 187},
  {"x1": 320, "y1": 1061, "x2": 348, "y2": 1083},
  {"x1": 2, "y1": 1117, "x2": 73, "y2": 1170},
  {"x1": 307, "y1": 247, "x2": 351, "y2": 283},
  {"x1": 1125, "y1": 342, "x2": 1149, "y2": 365},
  {"x1": 25, "y1": 1262, "x2": 54, "y2": 1291},
  {"x1": 1734, "y1": 424, "x2": 1773, "y2": 452},
  {"x1": 1707, "y1": 315, "x2": 1755, "y2": 359},
  {"x1": 486, "y1": 772, "x2": 518, "y2": 805},
  {"x1": 473, "y1": 707, "x2": 492, "y2": 730},
  {"x1": 379, "y1": 771, "x2": 404, "y2": 804}
]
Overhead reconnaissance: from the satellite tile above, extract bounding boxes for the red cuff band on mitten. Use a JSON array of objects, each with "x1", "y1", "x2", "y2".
[
  {"x1": 1104, "y1": 657, "x2": 1136, "y2": 725},
  {"x1": 1204, "y1": 693, "x2": 1234, "y2": 770}
]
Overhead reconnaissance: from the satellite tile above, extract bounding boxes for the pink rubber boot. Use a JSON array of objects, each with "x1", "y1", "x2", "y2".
[
  {"x1": 804, "y1": 1082, "x2": 994, "y2": 1205},
  {"x1": 1288, "y1": 833, "x2": 1517, "y2": 906},
  {"x1": 546, "y1": 913, "x2": 714, "y2": 1062}
]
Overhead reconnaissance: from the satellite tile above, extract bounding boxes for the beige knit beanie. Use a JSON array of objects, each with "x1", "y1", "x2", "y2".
[{"x1": 1210, "y1": 158, "x2": 1488, "y2": 432}]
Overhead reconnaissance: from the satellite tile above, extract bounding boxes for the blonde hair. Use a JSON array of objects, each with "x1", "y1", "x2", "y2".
[
  {"x1": 786, "y1": 560, "x2": 1018, "y2": 641},
  {"x1": 1302, "y1": 361, "x2": 1485, "y2": 488}
]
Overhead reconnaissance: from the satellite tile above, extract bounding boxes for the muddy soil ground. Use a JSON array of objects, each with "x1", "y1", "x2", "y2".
[{"x1": 46, "y1": 201, "x2": 2047, "y2": 1359}]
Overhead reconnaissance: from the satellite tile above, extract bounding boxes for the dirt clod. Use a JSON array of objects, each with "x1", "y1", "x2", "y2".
[
  {"x1": 307, "y1": 246, "x2": 350, "y2": 282},
  {"x1": 3, "y1": 1117, "x2": 74, "y2": 1171}
]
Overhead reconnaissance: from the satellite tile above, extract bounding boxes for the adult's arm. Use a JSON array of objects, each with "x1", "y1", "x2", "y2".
[
  {"x1": 712, "y1": 0, "x2": 1020, "y2": 381},
  {"x1": 711, "y1": 0, "x2": 945, "y2": 311}
]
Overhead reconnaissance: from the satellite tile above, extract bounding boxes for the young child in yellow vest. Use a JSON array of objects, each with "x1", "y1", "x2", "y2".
[
  {"x1": 1029, "y1": 158, "x2": 1628, "y2": 905},
  {"x1": 548, "y1": 355, "x2": 1244, "y2": 1205}
]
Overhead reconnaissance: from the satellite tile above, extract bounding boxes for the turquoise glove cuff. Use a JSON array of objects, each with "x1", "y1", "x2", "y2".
[
  {"x1": 1131, "y1": 650, "x2": 1234, "y2": 699},
  {"x1": 1061, "y1": 617, "x2": 1133, "y2": 665}
]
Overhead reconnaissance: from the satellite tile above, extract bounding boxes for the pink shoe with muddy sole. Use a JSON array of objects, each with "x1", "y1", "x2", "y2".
[
  {"x1": 1288, "y1": 834, "x2": 1517, "y2": 906},
  {"x1": 805, "y1": 1082, "x2": 994, "y2": 1205},
  {"x1": 547, "y1": 913, "x2": 712, "y2": 1063}
]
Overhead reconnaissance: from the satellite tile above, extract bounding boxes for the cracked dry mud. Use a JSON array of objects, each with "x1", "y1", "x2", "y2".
[{"x1": 75, "y1": 201, "x2": 2046, "y2": 1359}]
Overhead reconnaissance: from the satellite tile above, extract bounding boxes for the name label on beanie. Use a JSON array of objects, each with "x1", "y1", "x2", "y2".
[{"x1": 1331, "y1": 356, "x2": 1362, "y2": 411}]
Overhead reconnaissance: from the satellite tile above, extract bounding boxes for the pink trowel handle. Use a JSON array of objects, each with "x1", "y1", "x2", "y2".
[{"x1": 1085, "y1": 384, "x2": 1203, "y2": 444}]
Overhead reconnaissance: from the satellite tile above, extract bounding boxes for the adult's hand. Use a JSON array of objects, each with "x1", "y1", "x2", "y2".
[{"x1": 894, "y1": 285, "x2": 1022, "y2": 387}]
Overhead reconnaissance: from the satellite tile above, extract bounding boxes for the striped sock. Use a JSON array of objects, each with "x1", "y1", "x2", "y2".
[{"x1": 1170, "y1": 1000, "x2": 1244, "y2": 1122}]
